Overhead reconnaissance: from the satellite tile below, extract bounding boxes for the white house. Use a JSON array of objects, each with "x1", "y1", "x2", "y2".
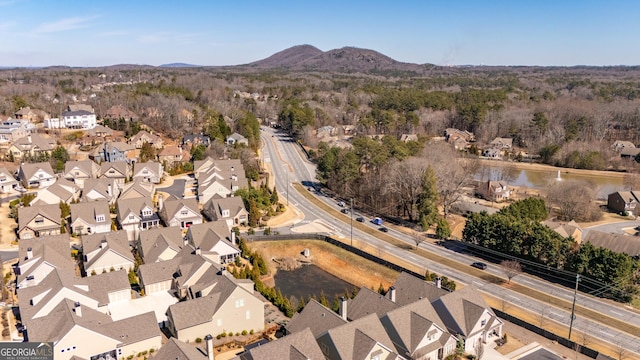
[
  {"x1": 0, "y1": 166, "x2": 19, "y2": 193},
  {"x1": 31, "y1": 178, "x2": 80, "y2": 206},
  {"x1": 132, "y1": 161, "x2": 164, "y2": 184},
  {"x1": 158, "y1": 195, "x2": 202, "y2": 229},
  {"x1": 82, "y1": 231, "x2": 135, "y2": 276},
  {"x1": 58, "y1": 109, "x2": 97, "y2": 129},
  {"x1": 70, "y1": 200, "x2": 112, "y2": 235},
  {"x1": 116, "y1": 197, "x2": 160, "y2": 242},
  {"x1": 18, "y1": 162, "x2": 56, "y2": 188}
]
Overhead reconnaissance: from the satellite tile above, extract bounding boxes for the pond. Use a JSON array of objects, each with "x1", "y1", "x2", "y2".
[{"x1": 273, "y1": 264, "x2": 355, "y2": 303}]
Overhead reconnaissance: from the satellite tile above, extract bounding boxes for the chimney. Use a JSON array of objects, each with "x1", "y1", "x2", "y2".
[
  {"x1": 230, "y1": 231, "x2": 236, "y2": 246},
  {"x1": 74, "y1": 302, "x2": 82, "y2": 317},
  {"x1": 339, "y1": 297, "x2": 348, "y2": 321},
  {"x1": 205, "y1": 334, "x2": 214, "y2": 360},
  {"x1": 183, "y1": 236, "x2": 188, "y2": 247},
  {"x1": 388, "y1": 286, "x2": 396, "y2": 303},
  {"x1": 100, "y1": 238, "x2": 107, "y2": 249},
  {"x1": 435, "y1": 277, "x2": 442, "y2": 289},
  {"x1": 195, "y1": 246, "x2": 201, "y2": 255},
  {"x1": 26, "y1": 247, "x2": 33, "y2": 260},
  {"x1": 27, "y1": 135, "x2": 32, "y2": 143},
  {"x1": 107, "y1": 183, "x2": 112, "y2": 197},
  {"x1": 158, "y1": 194, "x2": 163, "y2": 211}
]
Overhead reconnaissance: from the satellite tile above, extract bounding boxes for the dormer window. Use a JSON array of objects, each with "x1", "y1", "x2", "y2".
[
  {"x1": 481, "y1": 319, "x2": 487, "y2": 327},
  {"x1": 180, "y1": 210, "x2": 188, "y2": 216},
  {"x1": 35, "y1": 216, "x2": 44, "y2": 224},
  {"x1": 96, "y1": 214, "x2": 105, "y2": 222},
  {"x1": 222, "y1": 210, "x2": 230, "y2": 217}
]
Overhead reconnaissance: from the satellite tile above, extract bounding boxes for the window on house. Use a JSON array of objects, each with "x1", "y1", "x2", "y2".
[
  {"x1": 222, "y1": 210, "x2": 230, "y2": 217},
  {"x1": 96, "y1": 215, "x2": 105, "y2": 222},
  {"x1": 180, "y1": 210, "x2": 188, "y2": 216},
  {"x1": 235, "y1": 299, "x2": 244, "y2": 308},
  {"x1": 35, "y1": 217, "x2": 44, "y2": 224},
  {"x1": 245, "y1": 310, "x2": 251, "y2": 319},
  {"x1": 128, "y1": 215, "x2": 135, "y2": 220},
  {"x1": 481, "y1": 319, "x2": 486, "y2": 327},
  {"x1": 217, "y1": 319, "x2": 222, "y2": 326}
]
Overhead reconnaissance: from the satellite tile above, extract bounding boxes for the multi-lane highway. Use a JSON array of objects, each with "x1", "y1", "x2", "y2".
[{"x1": 261, "y1": 126, "x2": 640, "y2": 354}]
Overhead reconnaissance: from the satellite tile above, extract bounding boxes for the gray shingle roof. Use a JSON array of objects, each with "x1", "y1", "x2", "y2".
[
  {"x1": 240, "y1": 327, "x2": 325, "y2": 360},
  {"x1": 285, "y1": 299, "x2": 347, "y2": 338},
  {"x1": 186, "y1": 221, "x2": 232, "y2": 251},
  {"x1": 19, "y1": 161, "x2": 55, "y2": 181},
  {"x1": 119, "y1": 178, "x2": 154, "y2": 199},
  {"x1": 100, "y1": 161, "x2": 129, "y2": 177},
  {"x1": 81, "y1": 178, "x2": 119, "y2": 202},
  {"x1": 159, "y1": 196, "x2": 200, "y2": 224},
  {"x1": 347, "y1": 287, "x2": 399, "y2": 321},
  {"x1": 203, "y1": 196, "x2": 246, "y2": 221},
  {"x1": 430, "y1": 286, "x2": 498, "y2": 337},
  {"x1": 100, "y1": 310, "x2": 160, "y2": 346},
  {"x1": 13, "y1": 134, "x2": 55, "y2": 152},
  {"x1": 64, "y1": 160, "x2": 99, "y2": 179},
  {"x1": 138, "y1": 226, "x2": 184, "y2": 263},
  {"x1": 390, "y1": 272, "x2": 449, "y2": 306},
  {"x1": 16, "y1": 234, "x2": 74, "y2": 285},
  {"x1": 133, "y1": 161, "x2": 163, "y2": 178},
  {"x1": 81, "y1": 230, "x2": 134, "y2": 269},
  {"x1": 62, "y1": 109, "x2": 94, "y2": 117},
  {"x1": 70, "y1": 200, "x2": 110, "y2": 227},
  {"x1": 153, "y1": 338, "x2": 208, "y2": 359},
  {"x1": 138, "y1": 257, "x2": 182, "y2": 286},
  {"x1": 18, "y1": 203, "x2": 61, "y2": 232},
  {"x1": 116, "y1": 196, "x2": 156, "y2": 222},
  {"x1": 583, "y1": 230, "x2": 640, "y2": 257}
]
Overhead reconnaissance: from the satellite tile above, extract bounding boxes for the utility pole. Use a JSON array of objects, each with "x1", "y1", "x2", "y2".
[
  {"x1": 350, "y1": 198, "x2": 353, "y2": 247},
  {"x1": 568, "y1": 274, "x2": 580, "y2": 340},
  {"x1": 286, "y1": 171, "x2": 289, "y2": 206}
]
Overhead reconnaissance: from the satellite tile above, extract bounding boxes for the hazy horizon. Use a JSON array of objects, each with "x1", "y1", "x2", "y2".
[{"x1": 1, "y1": 0, "x2": 639, "y2": 67}]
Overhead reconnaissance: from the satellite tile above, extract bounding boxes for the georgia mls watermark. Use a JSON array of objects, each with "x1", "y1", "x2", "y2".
[{"x1": 0, "y1": 342, "x2": 54, "y2": 360}]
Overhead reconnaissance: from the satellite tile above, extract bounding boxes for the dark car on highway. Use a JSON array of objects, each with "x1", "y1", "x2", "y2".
[
  {"x1": 379, "y1": 227, "x2": 389, "y2": 233},
  {"x1": 471, "y1": 262, "x2": 487, "y2": 270},
  {"x1": 356, "y1": 217, "x2": 364, "y2": 222}
]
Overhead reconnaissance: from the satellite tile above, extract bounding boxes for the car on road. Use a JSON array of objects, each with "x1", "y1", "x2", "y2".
[
  {"x1": 379, "y1": 227, "x2": 389, "y2": 233},
  {"x1": 340, "y1": 208, "x2": 350, "y2": 214},
  {"x1": 356, "y1": 216, "x2": 365, "y2": 222},
  {"x1": 471, "y1": 262, "x2": 487, "y2": 270},
  {"x1": 337, "y1": 201, "x2": 345, "y2": 207},
  {"x1": 372, "y1": 217, "x2": 383, "y2": 225}
]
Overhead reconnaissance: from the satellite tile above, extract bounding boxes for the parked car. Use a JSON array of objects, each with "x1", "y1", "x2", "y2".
[
  {"x1": 340, "y1": 208, "x2": 350, "y2": 214},
  {"x1": 379, "y1": 227, "x2": 389, "y2": 233},
  {"x1": 471, "y1": 262, "x2": 487, "y2": 270},
  {"x1": 356, "y1": 217, "x2": 365, "y2": 222},
  {"x1": 14, "y1": 185, "x2": 27, "y2": 193},
  {"x1": 337, "y1": 201, "x2": 345, "y2": 207}
]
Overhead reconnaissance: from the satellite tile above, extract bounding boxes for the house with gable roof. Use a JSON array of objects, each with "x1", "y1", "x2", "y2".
[
  {"x1": 346, "y1": 287, "x2": 400, "y2": 321},
  {"x1": 542, "y1": 220, "x2": 583, "y2": 243},
  {"x1": 185, "y1": 221, "x2": 238, "y2": 264},
  {"x1": 237, "y1": 327, "x2": 325, "y2": 360},
  {"x1": 67, "y1": 104, "x2": 95, "y2": 113},
  {"x1": 23, "y1": 299, "x2": 160, "y2": 360},
  {"x1": 202, "y1": 196, "x2": 248, "y2": 228},
  {"x1": 14, "y1": 234, "x2": 75, "y2": 289},
  {"x1": 607, "y1": 191, "x2": 640, "y2": 215},
  {"x1": 431, "y1": 286, "x2": 503, "y2": 355},
  {"x1": 476, "y1": 180, "x2": 511, "y2": 202},
  {"x1": 117, "y1": 196, "x2": 160, "y2": 241},
  {"x1": 63, "y1": 160, "x2": 100, "y2": 187},
  {"x1": 138, "y1": 257, "x2": 182, "y2": 296},
  {"x1": 82, "y1": 231, "x2": 135, "y2": 276},
  {"x1": 18, "y1": 204, "x2": 62, "y2": 239},
  {"x1": 285, "y1": 299, "x2": 348, "y2": 338},
  {"x1": 99, "y1": 161, "x2": 130, "y2": 190},
  {"x1": 129, "y1": 130, "x2": 163, "y2": 150},
  {"x1": 105, "y1": 104, "x2": 137, "y2": 122},
  {"x1": 158, "y1": 194, "x2": 202, "y2": 229},
  {"x1": 196, "y1": 160, "x2": 249, "y2": 204},
  {"x1": 81, "y1": 178, "x2": 120, "y2": 205},
  {"x1": 60, "y1": 109, "x2": 97, "y2": 129},
  {"x1": 133, "y1": 161, "x2": 163, "y2": 183},
  {"x1": 31, "y1": 178, "x2": 80, "y2": 206},
  {"x1": 119, "y1": 177, "x2": 155, "y2": 200},
  {"x1": 18, "y1": 161, "x2": 56, "y2": 188},
  {"x1": 316, "y1": 313, "x2": 405, "y2": 360},
  {"x1": 0, "y1": 166, "x2": 19, "y2": 193},
  {"x1": 165, "y1": 274, "x2": 264, "y2": 342},
  {"x1": 490, "y1": 137, "x2": 513, "y2": 150},
  {"x1": 9, "y1": 134, "x2": 56, "y2": 160},
  {"x1": 182, "y1": 134, "x2": 211, "y2": 148},
  {"x1": 226, "y1": 132, "x2": 249, "y2": 146},
  {"x1": 158, "y1": 145, "x2": 189, "y2": 166},
  {"x1": 137, "y1": 226, "x2": 184, "y2": 263},
  {"x1": 152, "y1": 337, "x2": 209, "y2": 360},
  {"x1": 70, "y1": 200, "x2": 111, "y2": 235},
  {"x1": 104, "y1": 141, "x2": 136, "y2": 162},
  {"x1": 388, "y1": 272, "x2": 450, "y2": 306}
]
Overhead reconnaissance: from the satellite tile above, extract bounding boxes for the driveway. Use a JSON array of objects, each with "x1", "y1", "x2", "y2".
[
  {"x1": 583, "y1": 220, "x2": 640, "y2": 236},
  {"x1": 158, "y1": 179, "x2": 186, "y2": 199}
]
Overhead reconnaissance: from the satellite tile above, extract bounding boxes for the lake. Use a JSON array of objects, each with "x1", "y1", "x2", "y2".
[{"x1": 273, "y1": 264, "x2": 355, "y2": 303}]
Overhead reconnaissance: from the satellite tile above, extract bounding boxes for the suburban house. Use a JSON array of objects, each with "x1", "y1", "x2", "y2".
[
  {"x1": 0, "y1": 118, "x2": 34, "y2": 143},
  {"x1": 158, "y1": 146, "x2": 189, "y2": 166},
  {"x1": 620, "y1": 147, "x2": 640, "y2": 159},
  {"x1": 400, "y1": 133, "x2": 418, "y2": 142},
  {"x1": 18, "y1": 161, "x2": 56, "y2": 188},
  {"x1": 81, "y1": 178, "x2": 120, "y2": 205},
  {"x1": 284, "y1": 299, "x2": 348, "y2": 338},
  {"x1": 431, "y1": 286, "x2": 503, "y2": 355},
  {"x1": 86, "y1": 124, "x2": 115, "y2": 138},
  {"x1": 24, "y1": 299, "x2": 160, "y2": 360},
  {"x1": 58, "y1": 109, "x2": 97, "y2": 129},
  {"x1": 490, "y1": 137, "x2": 513, "y2": 149},
  {"x1": 182, "y1": 134, "x2": 211, "y2": 148},
  {"x1": 70, "y1": 200, "x2": 112, "y2": 235},
  {"x1": 0, "y1": 166, "x2": 19, "y2": 193},
  {"x1": 193, "y1": 157, "x2": 243, "y2": 180},
  {"x1": 105, "y1": 105, "x2": 137, "y2": 122},
  {"x1": 18, "y1": 203, "x2": 62, "y2": 239},
  {"x1": 31, "y1": 178, "x2": 80, "y2": 206},
  {"x1": 316, "y1": 313, "x2": 404, "y2": 360},
  {"x1": 346, "y1": 287, "x2": 400, "y2": 321},
  {"x1": 132, "y1": 161, "x2": 164, "y2": 183},
  {"x1": 129, "y1": 130, "x2": 163, "y2": 150},
  {"x1": 14, "y1": 234, "x2": 75, "y2": 289},
  {"x1": 607, "y1": 191, "x2": 640, "y2": 215},
  {"x1": 237, "y1": 328, "x2": 325, "y2": 360},
  {"x1": 226, "y1": 132, "x2": 249, "y2": 146},
  {"x1": 542, "y1": 220, "x2": 583, "y2": 243},
  {"x1": 137, "y1": 227, "x2": 184, "y2": 263},
  {"x1": 9, "y1": 134, "x2": 56, "y2": 160},
  {"x1": 185, "y1": 221, "x2": 238, "y2": 264},
  {"x1": 612, "y1": 140, "x2": 636, "y2": 152},
  {"x1": 152, "y1": 337, "x2": 210, "y2": 360},
  {"x1": 388, "y1": 272, "x2": 450, "y2": 306},
  {"x1": 202, "y1": 196, "x2": 248, "y2": 228},
  {"x1": 119, "y1": 177, "x2": 155, "y2": 200},
  {"x1": 63, "y1": 160, "x2": 100, "y2": 187},
  {"x1": 99, "y1": 161, "x2": 131, "y2": 190},
  {"x1": 117, "y1": 197, "x2": 160, "y2": 241},
  {"x1": 583, "y1": 230, "x2": 640, "y2": 257},
  {"x1": 444, "y1": 128, "x2": 475, "y2": 149},
  {"x1": 137, "y1": 257, "x2": 182, "y2": 296},
  {"x1": 82, "y1": 231, "x2": 135, "y2": 276},
  {"x1": 158, "y1": 195, "x2": 202, "y2": 229},
  {"x1": 104, "y1": 141, "x2": 136, "y2": 162},
  {"x1": 15, "y1": 107, "x2": 50, "y2": 122},
  {"x1": 165, "y1": 274, "x2": 265, "y2": 343},
  {"x1": 482, "y1": 148, "x2": 502, "y2": 160},
  {"x1": 67, "y1": 104, "x2": 95, "y2": 113},
  {"x1": 194, "y1": 159, "x2": 248, "y2": 204},
  {"x1": 476, "y1": 180, "x2": 512, "y2": 202}
]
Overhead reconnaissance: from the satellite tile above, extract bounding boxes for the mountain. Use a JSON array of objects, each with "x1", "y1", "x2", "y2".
[
  {"x1": 244, "y1": 45, "x2": 427, "y2": 74},
  {"x1": 160, "y1": 63, "x2": 201, "y2": 68}
]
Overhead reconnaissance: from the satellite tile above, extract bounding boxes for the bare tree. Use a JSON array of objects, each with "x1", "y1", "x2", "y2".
[
  {"x1": 623, "y1": 173, "x2": 640, "y2": 191},
  {"x1": 386, "y1": 158, "x2": 427, "y2": 221},
  {"x1": 411, "y1": 229, "x2": 427, "y2": 250},
  {"x1": 546, "y1": 180, "x2": 601, "y2": 222},
  {"x1": 500, "y1": 260, "x2": 522, "y2": 284}
]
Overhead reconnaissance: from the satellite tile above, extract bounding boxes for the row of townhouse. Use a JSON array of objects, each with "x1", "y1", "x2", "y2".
[
  {"x1": 235, "y1": 272, "x2": 503, "y2": 360},
  {"x1": 14, "y1": 218, "x2": 263, "y2": 360},
  {"x1": 194, "y1": 157, "x2": 248, "y2": 205}
]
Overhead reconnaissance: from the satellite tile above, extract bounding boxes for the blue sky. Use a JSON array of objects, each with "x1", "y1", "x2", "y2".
[{"x1": 0, "y1": 0, "x2": 638, "y2": 67}]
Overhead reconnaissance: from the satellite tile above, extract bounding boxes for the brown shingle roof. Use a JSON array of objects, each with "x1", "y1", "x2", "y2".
[
  {"x1": 347, "y1": 287, "x2": 399, "y2": 321},
  {"x1": 239, "y1": 328, "x2": 325, "y2": 360},
  {"x1": 390, "y1": 272, "x2": 449, "y2": 306},
  {"x1": 285, "y1": 299, "x2": 347, "y2": 337},
  {"x1": 583, "y1": 230, "x2": 640, "y2": 257}
]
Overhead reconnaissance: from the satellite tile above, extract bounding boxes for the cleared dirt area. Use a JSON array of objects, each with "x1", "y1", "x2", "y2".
[{"x1": 248, "y1": 240, "x2": 398, "y2": 290}]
